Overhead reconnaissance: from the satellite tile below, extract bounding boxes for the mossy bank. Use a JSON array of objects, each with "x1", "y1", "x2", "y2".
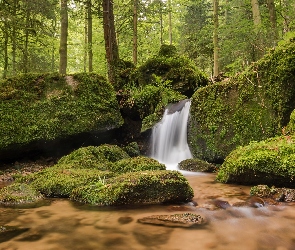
[
  {"x1": 188, "y1": 37, "x2": 295, "y2": 162},
  {"x1": 0, "y1": 73, "x2": 123, "y2": 161}
]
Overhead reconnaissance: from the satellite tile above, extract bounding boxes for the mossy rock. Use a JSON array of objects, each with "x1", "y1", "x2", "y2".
[
  {"x1": 178, "y1": 159, "x2": 216, "y2": 172},
  {"x1": 0, "y1": 183, "x2": 43, "y2": 205},
  {"x1": 137, "y1": 55, "x2": 208, "y2": 97},
  {"x1": 122, "y1": 142, "x2": 140, "y2": 157},
  {"x1": 18, "y1": 165, "x2": 115, "y2": 197},
  {"x1": 110, "y1": 156, "x2": 166, "y2": 173},
  {"x1": 0, "y1": 73, "x2": 123, "y2": 160},
  {"x1": 57, "y1": 144, "x2": 130, "y2": 170},
  {"x1": 70, "y1": 170, "x2": 194, "y2": 206},
  {"x1": 250, "y1": 184, "x2": 295, "y2": 202},
  {"x1": 216, "y1": 135, "x2": 295, "y2": 188},
  {"x1": 189, "y1": 36, "x2": 295, "y2": 162}
]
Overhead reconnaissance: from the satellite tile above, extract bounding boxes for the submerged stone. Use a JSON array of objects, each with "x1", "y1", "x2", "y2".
[{"x1": 138, "y1": 213, "x2": 206, "y2": 228}]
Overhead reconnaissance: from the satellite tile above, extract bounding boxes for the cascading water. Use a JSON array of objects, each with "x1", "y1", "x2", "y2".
[{"x1": 150, "y1": 99, "x2": 193, "y2": 170}]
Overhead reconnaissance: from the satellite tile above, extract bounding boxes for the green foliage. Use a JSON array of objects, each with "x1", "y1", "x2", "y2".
[
  {"x1": 0, "y1": 73, "x2": 123, "y2": 151},
  {"x1": 216, "y1": 135, "x2": 295, "y2": 187},
  {"x1": 189, "y1": 38, "x2": 295, "y2": 162},
  {"x1": 158, "y1": 44, "x2": 178, "y2": 57},
  {"x1": 137, "y1": 55, "x2": 208, "y2": 95},
  {"x1": 70, "y1": 170, "x2": 194, "y2": 206},
  {"x1": 110, "y1": 156, "x2": 166, "y2": 173},
  {"x1": 0, "y1": 183, "x2": 43, "y2": 204}
]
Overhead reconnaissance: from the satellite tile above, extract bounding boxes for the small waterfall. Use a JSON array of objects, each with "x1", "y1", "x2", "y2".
[{"x1": 150, "y1": 99, "x2": 193, "y2": 170}]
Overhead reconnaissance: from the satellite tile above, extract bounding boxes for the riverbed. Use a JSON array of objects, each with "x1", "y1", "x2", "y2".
[{"x1": 1, "y1": 172, "x2": 295, "y2": 250}]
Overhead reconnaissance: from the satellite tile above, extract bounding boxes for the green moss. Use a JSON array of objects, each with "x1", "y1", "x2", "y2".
[
  {"x1": 122, "y1": 142, "x2": 140, "y2": 157},
  {"x1": 0, "y1": 73, "x2": 123, "y2": 151},
  {"x1": 70, "y1": 170, "x2": 194, "y2": 206},
  {"x1": 110, "y1": 156, "x2": 166, "y2": 173},
  {"x1": 18, "y1": 165, "x2": 115, "y2": 197},
  {"x1": 178, "y1": 158, "x2": 217, "y2": 172},
  {"x1": 216, "y1": 135, "x2": 295, "y2": 187},
  {"x1": 58, "y1": 144, "x2": 130, "y2": 170},
  {"x1": 189, "y1": 37, "x2": 295, "y2": 162},
  {"x1": 0, "y1": 183, "x2": 43, "y2": 204},
  {"x1": 137, "y1": 56, "x2": 208, "y2": 95}
]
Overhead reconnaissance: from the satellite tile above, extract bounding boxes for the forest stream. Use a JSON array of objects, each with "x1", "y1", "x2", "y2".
[{"x1": 1, "y1": 172, "x2": 295, "y2": 250}]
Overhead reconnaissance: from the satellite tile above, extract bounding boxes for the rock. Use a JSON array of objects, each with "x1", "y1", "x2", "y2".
[
  {"x1": 216, "y1": 136, "x2": 295, "y2": 188},
  {"x1": 138, "y1": 213, "x2": 206, "y2": 228},
  {"x1": 188, "y1": 38, "x2": 295, "y2": 162},
  {"x1": 178, "y1": 158, "x2": 216, "y2": 172},
  {"x1": 0, "y1": 226, "x2": 29, "y2": 243},
  {"x1": 211, "y1": 199, "x2": 231, "y2": 209}
]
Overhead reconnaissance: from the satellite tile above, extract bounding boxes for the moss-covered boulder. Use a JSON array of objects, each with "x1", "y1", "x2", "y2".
[
  {"x1": 122, "y1": 142, "x2": 140, "y2": 157},
  {"x1": 18, "y1": 165, "x2": 115, "y2": 197},
  {"x1": 110, "y1": 156, "x2": 166, "y2": 173},
  {"x1": 216, "y1": 135, "x2": 295, "y2": 187},
  {"x1": 136, "y1": 46, "x2": 208, "y2": 97},
  {"x1": 189, "y1": 37, "x2": 295, "y2": 162},
  {"x1": 0, "y1": 73, "x2": 123, "y2": 161},
  {"x1": 178, "y1": 159, "x2": 216, "y2": 172},
  {"x1": 57, "y1": 144, "x2": 130, "y2": 170},
  {"x1": 0, "y1": 183, "x2": 43, "y2": 205},
  {"x1": 70, "y1": 170, "x2": 194, "y2": 206}
]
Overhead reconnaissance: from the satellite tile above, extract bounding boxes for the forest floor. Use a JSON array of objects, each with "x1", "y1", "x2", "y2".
[{"x1": 0, "y1": 158, "x2": 56, "y2": 183}]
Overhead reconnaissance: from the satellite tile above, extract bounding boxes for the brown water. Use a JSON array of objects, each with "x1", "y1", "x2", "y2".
[{"x1": 1, "y1": 172, "x2": 295, "y2": 250}]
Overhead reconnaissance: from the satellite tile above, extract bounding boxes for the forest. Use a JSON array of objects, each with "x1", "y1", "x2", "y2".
[{"x1": 1, "y1": 0, "x2": 295, "y2": 81}]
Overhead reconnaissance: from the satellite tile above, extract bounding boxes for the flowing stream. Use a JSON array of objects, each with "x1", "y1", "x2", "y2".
[{"x1": 150, "y1": 99, "x2": 193, "y2": 170}]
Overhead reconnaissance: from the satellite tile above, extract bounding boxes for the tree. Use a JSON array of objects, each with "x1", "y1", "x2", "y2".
[
  {"x1": 133, "y1": 0, "x2": 138, "y2": 65},
  {"x1": 102, "y1": 0, "x2": 119, "y2": 86},
  {"x1": 213, "y1": 0, "x2": 219, "y2": 77},
  {"x1": 59, "y1": 0, "x2": 68, "y2": 74}
]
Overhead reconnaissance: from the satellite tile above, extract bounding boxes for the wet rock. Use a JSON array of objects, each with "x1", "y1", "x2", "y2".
[
  {"x1": 0, "y1": 226, "x2": 29, "y2": 243},
  {"x1": 250, "y1": 185, "x2": 295, "y2": 202},
  {"x1": 247, "y1": 196, "x2": 265, "y2": 208},
  {"x1": 211, "y1": 199, "x2": 231, "y2": 209},
  {"x1": 118, "y1": 216, "x2": 133, "y2": 225},
  {"x1": 138, "y1": 213, "x2": 206, "y2": 228},
  {"x1": 178, "y1": 158, "x2": 217, "y2": 173}
]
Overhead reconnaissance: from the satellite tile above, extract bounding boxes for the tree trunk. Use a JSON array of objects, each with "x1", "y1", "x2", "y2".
[
  {"x1": 3, "y1": 23, "x2": 9, "y2": 78},
  {"x1": 12, "y1": 0, "x2": 17, "y2": 75},
  {"x1": 267, "y1": 0, "x2": 278, "y2": 42},
  {"x1": 133, "y1": 0, "x2": 138, "y2": 65},
  {"x1": 168, "y1": 0, "x2": 172, "y2": 45},
  {"x1": 87, "y1": 0, "x2": 93, "y2": 72},
  {"x1": 59, "y1": 0, "x2": 68, "y2": 75},
  {"x1": 251, "y1": 0, "x2": 261, "y2": 29},
  {"x1": 84, "y1": 6, "x2": 87, "y2": 72},
  {"x1": 213, "y1": 0, "x2": 219, "y2": 77},
  {"x1": 23, "y1": 0, "x2": 30, "y2": 73},
  {"x1": 102, "y1": 0, "x2": 119, "y2": 86}
]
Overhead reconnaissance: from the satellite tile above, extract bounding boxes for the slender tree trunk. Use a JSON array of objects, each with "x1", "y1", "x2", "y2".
[
  {"x1": 267, "y1": 0, "x2": 278, "y2": 42},
  {"x1": 133, "y1": 0, "x2": 138, "y2": 65},
  {"x1": 51, "y1": 18, "x2": 57, "y2": 72},
  {"x1": 59, "y1": 0, "x2": 68, "y2": 75},
  {"x1": 168, "y1": 0, "x2": 172, "y2": 45},
  {"x1": 160, "y1": 4, "x2": 163, "y2": 45},
  {"x1": 87, "y1": 0, "x2": 93, "y2": 72},
  {"x1": 84, "y1": 6, "x2": 87, "y2": 72},
  {"x1": 3, "y1": 23, "x2": 9, "y2": 78},
  {"x1": 213, "y1": 0, "x2": 219, "y2": 77},
  {"x1": 23, "y1": 0, "x2": 30, "y2": 73},
  {"x1": 251, "y1": 0, "x2": 261, "y2": 29},
  {"x1": 102, "y1": 0, "x2": 119, "y2": 86},
  {"x1": 12, "y1": 0, "x2": 17, "y2": 75}
]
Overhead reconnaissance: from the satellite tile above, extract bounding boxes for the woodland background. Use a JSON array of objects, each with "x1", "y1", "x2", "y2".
[{"x1": 0, "y1": 0, "x2": 295, "y2": 81}]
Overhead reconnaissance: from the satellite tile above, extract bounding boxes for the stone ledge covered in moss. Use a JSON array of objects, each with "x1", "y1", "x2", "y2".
[
  {"x1": 216, "y1": 135, "x2": 295, "y2": 188},
  {"x1": 4, "y1": 144, "x2": 194, "y2": 206},
  {"x1": 0, "y1": 72, "x2": 123, "y2": 160},
  {"x1": 188, "y1": 36, "x2": 295, "y2": 162},
  {"x1": 178, "y1": 158, "x2": 216, "y2": 172}
]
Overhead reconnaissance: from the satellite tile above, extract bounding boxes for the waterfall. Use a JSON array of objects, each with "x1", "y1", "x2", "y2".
[{"x1": 150, "y1": 99, "x2": 193, "y2": 170}]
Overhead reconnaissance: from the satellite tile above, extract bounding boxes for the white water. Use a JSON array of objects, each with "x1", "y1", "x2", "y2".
[{"x1": 150, "y1": 99, "x2": 193, "y2": 170}]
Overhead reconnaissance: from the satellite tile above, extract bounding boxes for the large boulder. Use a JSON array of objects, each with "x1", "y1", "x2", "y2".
[
  {"x1": 188, "y1": 37, "x2": 295, "y2": 162},
  {"x1": 216, "y1": 135, "x2": 295, "y2": 188},
  {"x1": 70, "y1": 170, "x2": 194, "y2": 206},
  {"x1": 0, "y1": 73, "x2": 123, "y2": 161}
]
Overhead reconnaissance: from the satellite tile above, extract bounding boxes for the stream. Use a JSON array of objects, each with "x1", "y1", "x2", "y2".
[{"x1": 1, "y1": 172, "x2": 295, "y2": 250}]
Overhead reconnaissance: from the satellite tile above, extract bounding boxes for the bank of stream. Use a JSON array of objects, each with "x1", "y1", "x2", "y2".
[{"x1": 1, "y1": 172, "x2": 295, "y2": 250}]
